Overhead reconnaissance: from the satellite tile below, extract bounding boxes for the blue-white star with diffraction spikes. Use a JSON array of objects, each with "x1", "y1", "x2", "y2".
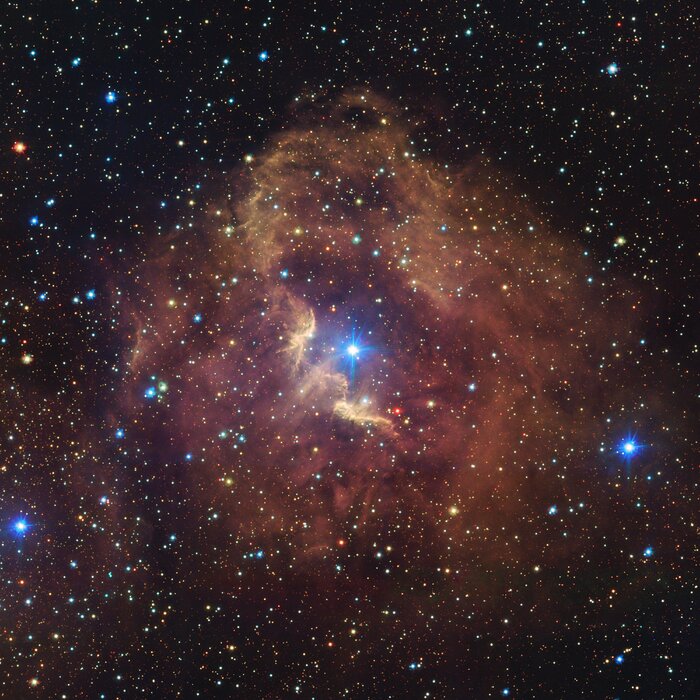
[
  {"x1": 13, "y1": 519, "x2": 28, "y2": 534},
  {"x1": 618, "y1": 437, "x2": 641, "y2": 458}
]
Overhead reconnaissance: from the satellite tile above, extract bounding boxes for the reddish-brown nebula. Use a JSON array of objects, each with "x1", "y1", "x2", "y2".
[
  {"x1": 119, "y1": 90, "x2": 636, "y2": 567},
  {"x1": 5, "y1": 88, "x2": 689, "y2": 700}
]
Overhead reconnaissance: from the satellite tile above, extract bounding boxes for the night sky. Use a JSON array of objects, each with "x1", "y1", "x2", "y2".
[{"x1": 1, "y1": 1, "x2": 698, "y2": 698}]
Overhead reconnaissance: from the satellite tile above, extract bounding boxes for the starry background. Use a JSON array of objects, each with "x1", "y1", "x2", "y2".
[{"x1": 1, "y1": 1, "x2": 698, "y2": 699}]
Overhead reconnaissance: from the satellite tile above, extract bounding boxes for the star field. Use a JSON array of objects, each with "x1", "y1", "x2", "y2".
[{"x1": 0, "y1": 2, "x2": 697, "y2": 698}]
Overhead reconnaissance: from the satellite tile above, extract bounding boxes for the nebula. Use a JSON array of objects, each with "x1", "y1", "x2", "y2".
[
  {"x1": 5, "y1": 87, "x2": 690, "y2": 699},
  {"x1": 114, "y1": 89, "x2": 635, "y2": 564}
]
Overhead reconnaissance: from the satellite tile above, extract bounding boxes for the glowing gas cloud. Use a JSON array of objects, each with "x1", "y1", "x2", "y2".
[{"x1": 116, "y1": 90, "x2": 639, "y2": 563}]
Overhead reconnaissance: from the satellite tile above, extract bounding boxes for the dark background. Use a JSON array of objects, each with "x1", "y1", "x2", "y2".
[{"x1": 0, "y1": 1, "x2": 697, "y2": 698}]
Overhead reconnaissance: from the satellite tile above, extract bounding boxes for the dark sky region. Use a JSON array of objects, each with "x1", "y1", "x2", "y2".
[{"x1": 0, "y1": 2, "x2": 697, "y2": 698}]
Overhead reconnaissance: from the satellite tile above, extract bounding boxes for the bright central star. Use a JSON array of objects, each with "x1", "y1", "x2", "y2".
[{"x1": 347, "y1": 344, "x2": 359, "y2": 357}]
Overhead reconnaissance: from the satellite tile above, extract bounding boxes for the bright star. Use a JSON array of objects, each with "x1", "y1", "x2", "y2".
[
  {"x1": 13, "y1": 519, "x2": 28, "y2": 533},
  {"x1": 347, "y1": 344, "x2": 359, "y2": 357},
  {"x1": 105, "y1": 91, "x2": 117, "y2": 103}
]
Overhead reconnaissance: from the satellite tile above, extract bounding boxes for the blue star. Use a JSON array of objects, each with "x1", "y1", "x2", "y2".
[
  {"x1": 105, "y1": 91, "x2": 117, "y2": 104},
  {"x1": 13, "y1": 519, "x2": 28, "y2": 534},
  {"x1": 606, "y1": 63, "x2": 619, "y2": 76},
  {"x1": 615, "y1": 654, "x2": 624, "y2": 665},
  {"x1": 144, "y1": 386, "x2": 157, "y2": 399},
  {"x1": 115, "y1": 428, "x2": 125, "y2": 439},
  {"x1": 618, "y1": 437, "x2": 641, "y2": 458},
  {"x1": 643, "y1": 546, "x2": 653, "y2": 558},
  {"x1": 343, "y1": 329, "x2": 371, "y2": 383},
  {"x1": 258, "y1": 51, "x2": 268, "y2": 62}
]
